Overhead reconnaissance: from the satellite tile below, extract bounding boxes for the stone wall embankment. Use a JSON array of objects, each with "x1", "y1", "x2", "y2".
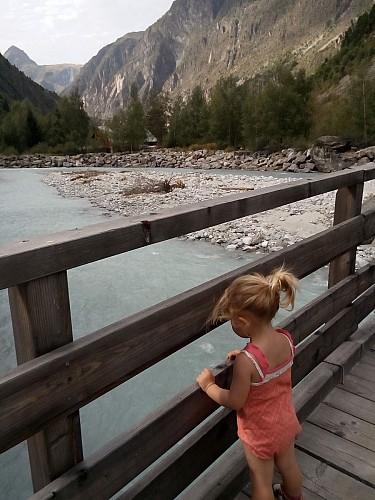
[{"x1": 1, "y1": 146, "x2": 375, "y2": 172}]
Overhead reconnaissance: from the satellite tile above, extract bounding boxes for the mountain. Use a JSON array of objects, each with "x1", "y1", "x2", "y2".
[
  {"x1": 0, "y1": 52, "x2": 59, "y2": 113},
  {"x1": 65, "y1": 0, "x2": 375, "y2": 119},
  {"x1": 4, "y1": 46, "x2": 82, "y2": 95}
]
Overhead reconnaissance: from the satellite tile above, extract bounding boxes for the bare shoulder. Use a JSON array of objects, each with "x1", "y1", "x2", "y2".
[{"x1": 234, "y1": 351, "x2": 258, "y2": 378}]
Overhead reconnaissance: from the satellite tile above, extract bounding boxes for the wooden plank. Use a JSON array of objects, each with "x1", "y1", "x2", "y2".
[
  {"x1": 2, "y1": 265, "x2": 369, "y2": 455},
  {"x1": 1, "y1": 230, "x2": 370, "y2": 453},
  {"x1": 363, "y1": 208, "x2": 375, "y2": 242},
  {"x1": 349, "y1": 360, "x2": 375, "y2": 382},
  {"x1": 307, "y1": 168, "x2": 364, "y2": 196},
  {"x1": 352, "y1": 285, "x2": 375, "y2": 323},
  {"x1": 329, "y1": 183, "x2": 364, "y2": 287},
  {"x1": 362, "y1": 162, "x2": 375, "y2": 181},
  {"x1": 120, "y1": 409, "x2": 238, "y2": 499},
  {"x1": 295, "y1": 448, "x2": 375, "y2": 499},
  {"x1": 0, "y1": 180, "x2": 310, "y2": 289},
  {"x1": 361, "y1": 352, "x2": 375, "y2": 366},
  {"x1": 297, "y1": 422, "x2": 375, "y2": 487},
  {"x1": 30, "y1": 368, "x2": 231, "y2": 500},
  {"x1": 232, "y1": 492, "x2": 251, "y2": 500},
  {"x1": 293, "y1": 363, "x2": 341, "y2": 424},
  {"x1": 323, "y1": 341, "x2": 361, "y2": 377},
  {"x1": 279, "y1": 268, "x2": 371, "y2": 344},
  {"x1": 1, "y1": 165, "x2": 375, "y2": 290},
  {"x1": 292, "y1": 306, "x2": 358, "y2": 387},
  {"x1": 324, "y1": 387, "x2": 375, "y2": 424},
  {"x1": 349, "y1": 315, "x2": 375, "y2": 353},
  {"x1": 307, "y1": 404, "x2": 375, "y2": 452},
  {"x1": 176, "y1": 441, "x2": 249, "y2": 500},
  {"x1": 356, "y1": 261, "x2": 375, "y2": 290},
  {"x1": 8, "y1": 273, "x2": 83, "y2": 492},
  {"x1": 339, "y1": 373, "x2": 375, "y2": 401}
]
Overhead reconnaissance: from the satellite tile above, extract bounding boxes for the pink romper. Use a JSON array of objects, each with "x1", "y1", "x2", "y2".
[{"x1": 237, "y1": 328, "x2": 302, "y2": 460}]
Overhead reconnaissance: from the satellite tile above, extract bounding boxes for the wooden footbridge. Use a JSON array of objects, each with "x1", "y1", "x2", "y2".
[{"x1": 1, "y1": 164, "x2": 375, "y2": 499}]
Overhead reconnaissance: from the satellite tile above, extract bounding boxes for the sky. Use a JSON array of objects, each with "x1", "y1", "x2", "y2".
[{"x1": 0, "y1": 0, "x2": 174, "y2": 66}]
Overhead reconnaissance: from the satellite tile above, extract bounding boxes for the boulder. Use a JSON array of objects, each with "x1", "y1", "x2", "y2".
[{"x1": 311, "y1": 136, "x2": 351, "y2": 172}]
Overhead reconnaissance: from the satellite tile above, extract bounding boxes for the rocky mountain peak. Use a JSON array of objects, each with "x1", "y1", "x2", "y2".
[
  {"x1": 65, "y1": 0, "x2": 374, "y2": 119},
  {"x1": 4, "y1": 46, "x2": 82, "y2": 95},
  {"x1": 4, "y1": 45, "x2": 37, "y2": 68}
]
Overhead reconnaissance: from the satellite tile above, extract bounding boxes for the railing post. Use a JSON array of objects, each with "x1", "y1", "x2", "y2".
[
  {"x1": 8, "y1": 271, "x2": 83, "y2": 492},
  {"x1": 328, "y1": 182, "x2": 364, "y2": 287}
]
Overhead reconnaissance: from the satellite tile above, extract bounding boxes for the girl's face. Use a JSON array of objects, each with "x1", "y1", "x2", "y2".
[{"x1": 231, "y1": 316, "x2": 251, "y2": 339}]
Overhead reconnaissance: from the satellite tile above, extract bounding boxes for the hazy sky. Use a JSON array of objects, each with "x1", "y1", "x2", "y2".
[{"x1": 1, "y1": 0, "x2": 174, "y2": 65}]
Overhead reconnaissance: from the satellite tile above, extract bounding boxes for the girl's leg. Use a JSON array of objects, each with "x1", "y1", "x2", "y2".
[
  {"x1": 242, "y1": 443, "x2": 275, "y2": 500},
  {"x1": 274, "y1": 440, "x2": 303, "y2": 499}
]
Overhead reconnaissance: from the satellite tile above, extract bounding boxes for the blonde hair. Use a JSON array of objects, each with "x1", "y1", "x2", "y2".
[{"x1": 210, "y1": 266, "x2": 298, "y2": 324}]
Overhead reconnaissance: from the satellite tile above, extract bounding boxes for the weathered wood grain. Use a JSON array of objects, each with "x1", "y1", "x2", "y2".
[
  {"x1": 30, "y1": 368, "x2": 231, "y2": 500},
  {"x1": 329, "y1": 183, "x2": 364, "y2": 287},
  {"x1": 307, "y1": 404, "x2": 375, "y2": 451},
  {"x1": 297, "y1": 422, "x2": 375, "y2": 487},
  {"x1": 324, "y1": 341, "x2": 361, "y2": 377},
  {"x1": 0, "y1": 180, "x2": 310, "y2": 289},
  {"x1": 120, "y1": 409, "x2": 238, "y2": 499},
  {"x1": 8, "y1": 273, "x2": 83, "y2": 491},
  {"x1": 348, "y1": 360, "x2": 375, "y2": 382},
  {"x1": 1, "y1": 261, "x2": 373, "y2": 454},
  {"x1": 323, "y1": 387, "x2": 375, "y2": 424},
  {"x1": 295, "y1": 448, "x2": 375, "y2": 499},
  {"x1": 177, "y1": 441, "x2": 249, "y2": 500},
  {"x1": 339, "y1": 373, "x2": 375, "y2": 401},
  {"x1": 1, "y1": 164, "x2": 375, "y2": 498},
  {"x1": 293, "y1": 362, "x2": 340, "y2": 424},
  {"x1": 361, "y1": 353, "x2": 375, "y2": 367},
  {"x1": 279, "y1": 264, "x2": 375, "y2": 343},
  {"x1": 0, "y1": 165, "x2": 374, "y2": 290}
]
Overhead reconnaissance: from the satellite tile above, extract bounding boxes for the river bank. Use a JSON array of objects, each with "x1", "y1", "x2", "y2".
[
  {"x1": 2, "y1": 144, "x2": 375, "y2": 173},
  {"x1": 43, "y1": 168, "x2": 375, "y2": 266}
]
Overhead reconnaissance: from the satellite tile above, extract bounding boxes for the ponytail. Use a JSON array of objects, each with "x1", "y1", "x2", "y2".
[{"x1": 210, "y1": 266, "x2": 298, "y2": 324}]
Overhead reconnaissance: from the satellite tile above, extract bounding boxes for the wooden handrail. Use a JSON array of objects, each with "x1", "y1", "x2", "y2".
[
  {"x1": 1, "y1": 165, "x2": 374, "y2": 290},
  {"x1": 29, "y1": 278, "x2": 375, "y2": 500},
  {"x1": 2, "y1": 164, "x2": 375, "y2": 496}
]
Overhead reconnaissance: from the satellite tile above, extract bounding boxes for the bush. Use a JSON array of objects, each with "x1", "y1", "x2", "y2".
[{"x1": 0, "y1": 146, "x2": 20, "y2": 156}]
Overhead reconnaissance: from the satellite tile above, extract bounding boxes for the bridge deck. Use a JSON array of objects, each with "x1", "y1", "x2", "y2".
[{"x1": 236, "y1": 343, "x2": 375, "y2": 499}]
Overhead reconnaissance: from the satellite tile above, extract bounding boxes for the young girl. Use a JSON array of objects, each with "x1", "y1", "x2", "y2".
[{"x1": 196, "y1": 267, "x2": 303, "y2": 500}]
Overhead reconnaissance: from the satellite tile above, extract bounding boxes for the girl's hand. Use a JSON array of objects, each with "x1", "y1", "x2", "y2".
[
  {"x1": 226, "y1": 350, "x2": 241, "y2": 360},
  {"x1": 196, "y1": 368, "x2": 215, "y2": 392}
]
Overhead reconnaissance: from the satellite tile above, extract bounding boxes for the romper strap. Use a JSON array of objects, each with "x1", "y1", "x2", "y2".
[{"x1": 240, "y1": 349, "x2": 265, "y2": 380}]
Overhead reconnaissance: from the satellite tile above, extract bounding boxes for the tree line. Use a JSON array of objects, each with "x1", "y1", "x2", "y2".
[
  {"x1": 107, "y1": 64, "x2": 375, "y2": 152},
  {"x1": 0, "y1": 88, "x2": 90, "y2": 155},
  {"x1": 2, "y1": 60, "x2": 375, "y2": 155}
]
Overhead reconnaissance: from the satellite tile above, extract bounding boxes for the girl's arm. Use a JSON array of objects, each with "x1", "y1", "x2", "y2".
[{"x1": 196, "y1": 353, "x2": 252, "y2": 410}]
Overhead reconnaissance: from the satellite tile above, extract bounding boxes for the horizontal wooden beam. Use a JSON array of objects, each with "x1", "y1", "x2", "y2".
[
  {"x1": 120, "y1": 409, "x2": 238, "y2": 500},
  {"x1": 32, "y1": 297, "x2": 374, "y2": 500},
  {"x1": 0, "y1": 165, "x2": 373, "y2": 289},
  {"x1": 278, "y1": 262, "x2": 375, "y2": 343},
  {"x1": 140, "y1": 316, "x2": 375, "y2": 500},
  {"x1": 0, "y1": 221, "x2": 373, "y2": 453},
  {"x1": 30, "y1": 367, "x2": 232, "y2": 500}
]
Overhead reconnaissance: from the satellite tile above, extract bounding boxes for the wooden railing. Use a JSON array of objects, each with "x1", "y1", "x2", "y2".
[{"x1": 1, "y1": 164, "x2": 375, "y2": 499}]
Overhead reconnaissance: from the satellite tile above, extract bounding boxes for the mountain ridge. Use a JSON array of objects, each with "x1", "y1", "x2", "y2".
[
  {"x1": 65, "y1": 0, "x2": 374, "y2": 119},
  {"x1": 4, "y1": 46, "x2": 82, "y2": 95},
  {"x1": 0, "y1": 52, "x2": 59, "y2": 113}
]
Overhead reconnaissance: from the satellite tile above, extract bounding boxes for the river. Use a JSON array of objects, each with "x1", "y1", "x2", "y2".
[{"x1": 0, "y1": 167, "x2": 328, "y2": 499}]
